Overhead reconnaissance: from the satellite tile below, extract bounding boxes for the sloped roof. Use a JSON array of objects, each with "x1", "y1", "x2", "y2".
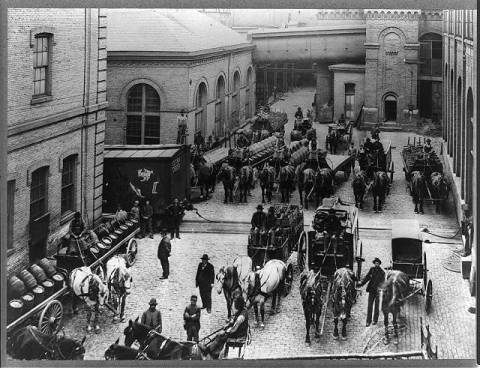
[{"x1": 107, "y1": 9, "x2": 251, "y2": 54}]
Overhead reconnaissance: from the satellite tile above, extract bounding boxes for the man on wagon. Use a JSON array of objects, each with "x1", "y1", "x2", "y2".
[
  {"x1": 323, "y1": 208, "x2": 342, "y2": 253},
  {"x1": 423, "y1": 138, "x2": 433, "y2": 154},
  {"x1": 357, "y1": 257, "x2": 385, "y2": 326},
  {"x1": 295, "y1": 107, "x2": 304, "y2": 120},
  {"x1": 265, "y1": 206, "x2": 278, "y2": 246},
  {"x1": 251, "y1": 205, "x2": 267, "y2": 246},
  {"x1": 69, "y1": 211, "x2": 86, "y2": 239}
]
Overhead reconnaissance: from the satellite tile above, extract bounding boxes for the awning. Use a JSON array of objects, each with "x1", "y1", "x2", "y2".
[{"x1": 391, "y1": 219, "x2": 421, "y2": 240}]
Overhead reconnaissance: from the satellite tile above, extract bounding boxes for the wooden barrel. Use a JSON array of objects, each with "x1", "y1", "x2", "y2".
[
  {"x1": 8, "y1": 299, "x2": 24, "y2": 324},
  {"x1": 8, "y1": 276, "x2": 26, "y2": 299},
  {"x1": 21, "y1": 292, "x2": 35, "y2": 310},
  {"x1": 42, "y1": 279, "x2": 55, "y2": 297},
  {"x1": 120, "y1": 224, "x2": 129, "y2": 234},
  {"x1": 114, "y1": 228, "x2": 124, "y2": 240},
  {"x1": 29, "y1": 264, "x2": 48, "y2": 283},
  {"x1": 125, "y1": 221, "x2": 134, "y2": 231},
  {"x1": 32, "y1": 285, "x2": 45, "y2": 304},
  {"x1": 51, "y1": 273, "x2": 65, "y2": 291},
  {"x1": 101, "y1": 236, "x2": 113, "y2": 248},
  {"x1": 18, "y1": 270, "x2": 38, "y2": 290},
  {"x1": 97, "y1": 242, "x2": 109, "y2": 256},
  {"x1": 95, "y1": 225, "x2": 110, "y2": 239},
  {"x1": 38, "y1": 258, "x2": 57, "y2": 278},
  {"x1": 130, "y1": 218, "x2": 139, "y2": 227},
  {"x1": 108, "y1": 233, "x2": 119, "y2": 245}
]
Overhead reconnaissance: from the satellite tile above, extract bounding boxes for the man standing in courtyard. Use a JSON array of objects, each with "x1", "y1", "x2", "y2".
[
  {"x1": 157, "y1": 229, "x2": 171, "y2": 280},
  {"x1": 196, "y1": 254, "x2": 215, "y2": 313},
  {"x1": 357, "y1": 257, "x2": 385, "y2": 326},
  {"x1": 184, "y1": 295, "x2": 201, "y2": 342},
  {"x1": 167, "y1": 198, "x2": 185, "y2": 239},
  {"x1": 141, "y1": 200, "x2": 154, "y2": 239}
]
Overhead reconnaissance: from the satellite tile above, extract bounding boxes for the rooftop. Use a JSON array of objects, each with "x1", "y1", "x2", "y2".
[
  {"x1": 328, "y1": 64, "x2": 366, "y2": 72},
  {"x1": 107, "y1": 9, "x2": 251, "y2": 54}
]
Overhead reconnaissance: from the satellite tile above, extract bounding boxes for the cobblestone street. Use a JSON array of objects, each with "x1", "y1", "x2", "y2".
[{"x1": 60, "y1": 88, "x2": 475, "y2": 360}]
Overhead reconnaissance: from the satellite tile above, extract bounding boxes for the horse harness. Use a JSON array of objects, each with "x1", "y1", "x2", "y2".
[
  {"x1": 247, "y1": 272, "x2": 271, "y2": 305},
  {"x1": 28, "y1": 328, "x2": 74, "y2": 360}
]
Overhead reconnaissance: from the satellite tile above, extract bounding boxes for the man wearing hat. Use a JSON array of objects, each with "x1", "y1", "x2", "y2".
[
  {"x1": 157, "y1": 229, "x2": 171, "y2": 279},
  {"x1": 357, "y1": 257, "x2": 385, "y2": 326},
  {"x1": 323, "y1": 208, "x2": 342, "y2": 253},
  {"x1": 196, "y1": 254, "x2": 215, "y2": 313},
  {"x1": 423, "y1": 138, "x2": 433, "y2": 154},
  {"x1": 184, "y1": 295, "x2": 201, "y2": 342},
  {"x1": 251, "y1": 205, "x2": 267, "y2": 246},
  {"x1": 141, "y1": 298, "x2": 162, "y2": 332}
]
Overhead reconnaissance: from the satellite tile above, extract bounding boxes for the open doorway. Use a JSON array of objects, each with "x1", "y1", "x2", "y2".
[{"x1": 384, "y1": 95, "x2": 397, "y2": 121}]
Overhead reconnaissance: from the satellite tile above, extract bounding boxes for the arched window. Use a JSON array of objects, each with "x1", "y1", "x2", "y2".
[
  {"x1": 195, "y1": 82, "x2": 208, "y2": 137},
  {"x1": 465, "y1": 88, "x2": 474, "y2": 209},
  {"x1": 126, "y1": 84, "x2": 161, "y2": 144},
  {"x1": 215, "y1": 76, "x2": 226, "y2": 138},
  {"x1": 246, "y1": 68, "x2": 253, "y2": 119},
  {"x1": 231, "y1": 71, "x2": 241, "y2": 129}
]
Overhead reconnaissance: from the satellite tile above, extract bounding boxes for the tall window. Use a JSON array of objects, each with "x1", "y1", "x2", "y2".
[
  {"x1": 419, "y1": 33, "x2": 442, "y2": 77},
  {"x1": 126, "y1": 84, "x2": 161, "y2": 144},
  {"x1": 30, "y1": 167, "x2": 49, "y2": 221},
  {"x1": 7, "y1": 180, "x2": 15, "y2": 249},
  {"x1": 61, "y1": 155, "x2": 77, "y2": 214},
  {"x1": 33, "y1": 34, "x2": 50, "y2": 96},
  {"x1": 215, "y1": 76, "x2": 225, "y2": 138},
  {"x1": 344, "y1": 83, "x2": 355, "y2": 120},
  {"x1": 231, "y1": 71, "x2": 241, "y2": 129}
]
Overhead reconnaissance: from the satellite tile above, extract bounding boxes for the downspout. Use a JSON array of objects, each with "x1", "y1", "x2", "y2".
[{"x1": 226, "y1": 51, "x2": 231, "y2": 148}]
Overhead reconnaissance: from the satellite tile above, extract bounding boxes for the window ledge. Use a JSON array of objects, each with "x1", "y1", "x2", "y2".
[
  {"x1": 60, "y1": 211, "x2": 75, "y2": 225},
  {"x1": 7, "y1": 248, "x2": 15, "y2": 256},
  {"x1": 31, "y1": 94, "x2": 53, "y2": 105}
]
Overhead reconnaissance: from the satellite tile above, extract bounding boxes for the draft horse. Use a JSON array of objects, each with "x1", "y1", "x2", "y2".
[
  {"x1": 215, "y1": 265, "x2": 243, "y2": 320},
  {"x1": 258, "y1": 164, "x2": 275, "y2": 203},
  {"x1": 352, "y1": 170, "x2": 368, "y2": 209},
  {"x1": 300, "y1": 167, "x2": 316, "y2": 210},
  {"x1": 216, "y1": 163, "x2": 235, "y2": 203},
  {"x1": 410, "y1": 171, "x2": 426, "y2": 214},
  {"x1": 331, "y1": 267, "x2": 357, "y2": 340},
  {"x1": 371, "y1": 171, "x2": 390, "y2": 212},
  {"x1": 238, "y1": 164, "x2": 254, "y2": 203},
  {"x1": 278, "y1": 164, "x2": 295, "y2": 203},
  {"x1": 106, "y1": 255, "x2": 133, "y2": 322},
  {"x1": 299, "y1": 270, "x2": 323, "y2": 344}
]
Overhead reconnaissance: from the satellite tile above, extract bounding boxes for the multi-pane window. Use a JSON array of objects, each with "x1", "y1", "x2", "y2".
[
  {"x1": 7, "y1": 180, "x2": 15, "y2": 249},
  {"x1": 126, "y1": 84, "x2": 161, "y2": 144},
  {"x1": 419, "y1": 33, "x2": 442, "y2": 77},
  {"x1": 465, "y1": 10, "x2": 473, "y2": 40},
  {"x1": 61, "y1": 155, "x2": 76, "y2": 214},
  {"x1": 33, "y1": 35, "x2": 50, "y2": 95},
  {"x1": 30, "y1": 167, "x2": 49, "y2": 221},
  {"x1": 344, "y1": 83, "x2": 355, "y2": 120}
]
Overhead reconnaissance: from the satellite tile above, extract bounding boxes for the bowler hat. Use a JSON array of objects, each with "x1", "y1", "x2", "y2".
[
  {"x1": 201, "y1": 254, "x2": 209, "y2": 261},
  {"x1": 426, "y1": 138, "x2": 431, "y2": 143},
  {"x1": 256, "y1": 205, "x2": 263, "y2": 210},
  {"x1": 149, "y1": 298, "x2": 157, "y2": 305},
  {"x1": 373, "y1": 257, "x2": 382, "y2": 265}
]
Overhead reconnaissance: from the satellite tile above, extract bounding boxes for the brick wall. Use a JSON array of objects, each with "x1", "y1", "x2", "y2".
[
  {"x1": 7, "y1": 9, "x2": 106, "y2": 276},
  {"x1": 106, "y1": 48, "x2": 254, "y2": 145}
]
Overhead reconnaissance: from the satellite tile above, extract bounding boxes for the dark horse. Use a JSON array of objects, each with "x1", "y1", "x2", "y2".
[
  {"x1": 314, "y1": 168, "x2": 334, "y2": 207},
  {"x1": 380, "y1": 270, "x2": 410, "y2": 345},
  {"x1": 278, "y1": 164, "x2": 295, "y2": 203},
  {"x1": 196, "y1": 161, "x2": 216, "y2": 200},
  {"x1": 371, "y1": 171, "x2": 390, "y2": 212},
  {"x1": 105, "y1": 339, "x2": 141, "y2": 360},
  {"x1": 299, "y1": 270, "x2": 323, "y2": 344},
  {"x1": 352, "y1": 170, "x2": 368, "y2": 209},
  {"x1": 410, "y1": 171, "x2": 426, "y2": 214},
  {"x1": 259, "y1": 164, "x2": 275, "y2": 203},
  {"x1": 7, "y1": 326, "x2": 86, "y2": 360},
  {"x1": 430, "y1": 172, "x2": 450, "y2": 211},
  {"x1": 295, "y1": 162, "x2": 307, "y2": 205},
  {"x1": 238, "y1": 164, "x2": 254, "y2": 203},
  {"x1": 217, "y1": 163, "x2": 235, "y2": 203},
  {"x1": 300, "y1": 168, "x2": 316, "y2": 209},
  {"x1": 123, "y1": 319, "x2": 209, "y2": 360},
  {"x1": 331, "y1": 268, "x2": 357, "y2": 340},
  {"x1": 215, "y1": 265, "x2": 243, "y2": 320}
]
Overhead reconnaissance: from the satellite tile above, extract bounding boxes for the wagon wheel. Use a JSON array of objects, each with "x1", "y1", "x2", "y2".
[
  {"x1": 425, "y1": 280, "x2": 433, "y2": 313},
  {"x1": 423, "y1": 252, "x2": 428, "y2": 293},
  {"x1": 284, "y1": 264, "x2": 294, "y2": 296},
  {"x1": 126, "y1": 239, "x2": 138, "y2": 266},
  {"x1": 38, "y1": 300, "x2": 63, "y2": 335},
  {"x1": 297, "y1": 232, "x2": 306, "y2": 272}
]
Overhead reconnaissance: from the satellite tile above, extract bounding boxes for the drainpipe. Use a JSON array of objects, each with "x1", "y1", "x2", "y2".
[{"x1": 226, "y1": 51, "x2": 231, "y2": 149}]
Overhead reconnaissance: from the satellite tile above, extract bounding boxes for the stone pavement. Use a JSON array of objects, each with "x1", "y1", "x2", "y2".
[{"x1": 56, "y1": 87, "x2": 475, "y2": 360}]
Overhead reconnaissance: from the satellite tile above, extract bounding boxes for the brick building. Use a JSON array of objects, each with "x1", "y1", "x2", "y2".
[
  {"x1": 105, "y1": 9, "x2": 255, "y2": 146},
  {"x1": 6, "y1": 9, "x2": 107, "y2": 276},
  {"x1": 442, "y1": 9, "x2": 477, "y2": 294}
]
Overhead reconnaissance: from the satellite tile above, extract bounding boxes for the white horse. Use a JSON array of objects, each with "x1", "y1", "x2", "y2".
[
  {"x1": 106, "y1": 255, "x2": 133, "y2": 322},
  {"x1": 232, "y1": 256, "x2": 253, "y2": 301},
  {"x1": 245, "y1": 259, "x2": 286, "y2": 327},
  {"x1": 69, "y1": 266, "x2": 108, "y2": 333}
]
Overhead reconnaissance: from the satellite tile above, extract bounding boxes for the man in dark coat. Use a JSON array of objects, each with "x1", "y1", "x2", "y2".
[
  {"x1": 251, "y1": 205, "x2": 267, "y2": 246},
  {"x1": 157, "y1": 229, "x2": 171, "y2": 279},
  {"x1": 323, "y1": 208, "x2": 342, "y2": 253},
  {"x1": 294, "y1": 107, "x2": 303, "y2": 120},
  {"x1": 265, "y1": 206, "x2": 277, "y2": 246},
  {"x1": 141, "y1": 298, "x2": 162, "y2": 332},
  {"x1": 141, "y1": 200, "x2": 154, "y2": 239},
  {"x1": 184, "y1": 295, "x2": 201, "y2": 342},
  {"x1": 196, "y1": 254, "x2": 215, "y2": 313},
  {"x1": 357, "y1": 257, "x2": 386, "y2": 326},
  {"x1": 167, "y1": 198, "x2": 185, "y2": 239}
]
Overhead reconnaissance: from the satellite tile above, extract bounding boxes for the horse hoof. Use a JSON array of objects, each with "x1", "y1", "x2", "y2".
[
  {"x1": 254, "y1": 321, "x2": 259, "y2": 327},
  {"x1": 341, "y1": 335, "x2": 347, "y2": 341},
  {"x1": 87, "y1": 325, "x2": 93, "y2": 333},
  {"x1": 225, "y1": 318, "x2": 230, "y2": 323},
  {"x1": 332, "y1": 334, "x2": 339, "y2": 340},
  {"x1": 260, "y1": 323, "x2": 265, "y2": 328},
  {"x1": 393, "y1": 339, "x2": 399, "y2": 345},
  {"x1": 95, "y1": 326, "x2": 101, "y2": 334},
  {"x1": 113, "y1": 316, "x2": 119, "y2": 322},
  {"x1": 305, "y1": 339, "x2": 311, "y2": 345}
]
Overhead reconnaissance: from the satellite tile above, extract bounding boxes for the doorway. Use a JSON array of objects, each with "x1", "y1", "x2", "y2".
[{"x1": 384, "y1": 95, "x2": 397, "y2": 121}]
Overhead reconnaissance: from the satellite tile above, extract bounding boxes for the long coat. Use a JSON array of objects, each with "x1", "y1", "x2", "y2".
[
  {"x1": 195, "y1": 262, "x2": 215, "y2": 290},
  {"x1": 359, "y1": 266, "x2": 385, "y2": 293},
  {"x1": 157, "y1": 236, "x2": 171, "y2": 260}
]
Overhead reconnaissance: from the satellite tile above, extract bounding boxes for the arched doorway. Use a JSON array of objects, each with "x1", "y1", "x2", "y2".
[
  {"x1": 231, "y1": 71, "x2": 241, "y2": 129},
  {"x1": 215, "y1": 76, "x2": 225, "y2": 138},
  {"x1": 195, "y1": 82, "x2": 208, "y2": 138},
  {"x1": 466, "y1": 87, "x2": 474, "y2": 210},
  {"x1": 384, "y1": 95, "x2": 397, "y2": 122},
  {"x1": 126, "y1": 83, "x2": 161, "y2": 144},
  {"x1": 246, "y1": 67, "x2": 253, "y2": 119}
]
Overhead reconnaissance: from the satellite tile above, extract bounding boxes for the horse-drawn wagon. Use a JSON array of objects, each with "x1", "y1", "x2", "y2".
[
  {"x1": 291, "y1": 118, "x2": 315, "y2": 142},
  {"x1": 326, "y1": 121, "x2": 353, "y2": 152},
  {"x1": 401, "y1": 137, "x2": 449, "y2": 212},
  {"x1": 7, "y1": 212, "x2": 139, "y2": 340},
  {"x1": 247, "y1": 204, "x2": 304, "y2": 294},
  {"x1": 388, "y1": 219, "x2": 433, "y2": 313}
]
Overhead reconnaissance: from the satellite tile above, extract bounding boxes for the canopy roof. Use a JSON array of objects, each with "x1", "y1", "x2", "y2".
[{"x1": 392, "y1": 219, "x2": 421, "y2": 240}]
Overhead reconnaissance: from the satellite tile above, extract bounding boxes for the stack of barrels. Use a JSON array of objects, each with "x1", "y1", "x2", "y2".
[
  {"x1": 402, "y1": 144, "x2": 443, "y2": 175},
  {"x1": 7, "y1": 258, "x2": 65, "y2": 324},
  {"x1": 247, "y1": 136, "x2": 277, "y2": 164}
]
